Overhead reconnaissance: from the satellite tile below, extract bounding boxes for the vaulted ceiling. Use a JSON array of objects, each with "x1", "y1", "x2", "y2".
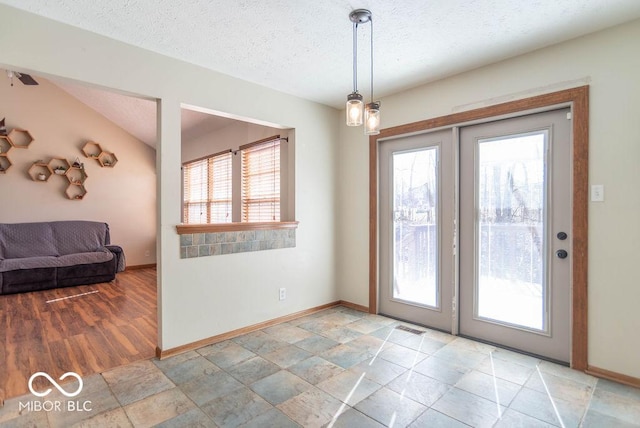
[{"x1": 52, "y1": 79, "x2": 230, "y2": 147}]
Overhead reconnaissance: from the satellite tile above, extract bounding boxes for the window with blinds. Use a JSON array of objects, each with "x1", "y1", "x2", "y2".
[
  {"x1": 183, "y1": 151, "x2": 232, "y2": 224},
  {"x1": 241, "y1": 137, "x2": 280, "y2": 222}
]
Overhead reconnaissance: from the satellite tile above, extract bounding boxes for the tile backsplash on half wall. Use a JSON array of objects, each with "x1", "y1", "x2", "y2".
[{"x1": 180, "y1": 228, "x2": 295, "y2": 258}]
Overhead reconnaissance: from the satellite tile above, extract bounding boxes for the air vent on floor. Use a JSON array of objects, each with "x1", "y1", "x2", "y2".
[{"x1": 395, "y1": 325, "x2": 425, "y2": 335}]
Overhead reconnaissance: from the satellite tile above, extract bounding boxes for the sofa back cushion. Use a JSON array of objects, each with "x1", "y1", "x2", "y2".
[
  {"x1": 0, "y1": 221, "x2": 111, "y2": 259},
  {"x1": 50, "y1": 221, "x2": 110, "y2": 255},
  {"x1": 0, "y1": 222, "x2": 59, "y2": 259}
]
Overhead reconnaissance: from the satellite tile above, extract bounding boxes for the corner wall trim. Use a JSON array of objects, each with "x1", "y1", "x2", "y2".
[
  {"x1": 586, "y1": 365, "x2": 640, "y2": 389},
  {"x1": 156, "y1": 300, "x2": 368, "y2": 359}
]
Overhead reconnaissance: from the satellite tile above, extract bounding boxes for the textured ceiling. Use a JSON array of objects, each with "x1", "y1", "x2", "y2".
[{"x1": 3, "y1": 0, "x2": 640, "y2": 109}]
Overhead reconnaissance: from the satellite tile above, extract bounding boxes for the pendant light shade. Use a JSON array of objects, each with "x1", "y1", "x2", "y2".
[
  {"x1": 346, "y1": 92, "x2": 364, "y2": 126},
  {"x1": 345, "y1": 9, "x2": 380, "y2": 133},
  {"x1": 364, "y1": 102, "x2": 381, "y2": 135}
]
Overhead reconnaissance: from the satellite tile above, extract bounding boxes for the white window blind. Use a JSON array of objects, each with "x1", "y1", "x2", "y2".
[
  {"x1": 241, "y1": 137, "x2": 280, "y2": 222},
  {"x1": 183, "y1": 151, "x2": 232, "y2": 224}
]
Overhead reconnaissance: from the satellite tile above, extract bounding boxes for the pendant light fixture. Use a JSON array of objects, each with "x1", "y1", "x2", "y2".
[{"x1": 346, "y1": 9, "x2": 380, "y2": 134}]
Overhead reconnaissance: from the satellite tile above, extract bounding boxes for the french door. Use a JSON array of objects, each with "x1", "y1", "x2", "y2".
[
  {"x1": 459, "y1": 108, "x2": 571, "y2": 362},
  {"x1": 379, "y1": 108, "x2": 572, "y2": 362},
  {"x1": 379, "y1": 129, "x2": 455, "y2": 332}
]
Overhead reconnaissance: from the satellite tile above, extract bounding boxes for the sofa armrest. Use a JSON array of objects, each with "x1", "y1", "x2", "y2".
[{"x1": 105, "y1": 245, "x2": 126, "y2": 272}]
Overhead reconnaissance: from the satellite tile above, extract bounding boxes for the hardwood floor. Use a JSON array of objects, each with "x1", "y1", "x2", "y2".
[{"x1": 0, "y1": 268, "x2": 157, "y2": 403}]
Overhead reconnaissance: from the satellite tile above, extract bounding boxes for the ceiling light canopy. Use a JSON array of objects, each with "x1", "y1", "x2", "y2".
[{"x1": 346, "y1": 8, "x2": 380, "y2": 135}]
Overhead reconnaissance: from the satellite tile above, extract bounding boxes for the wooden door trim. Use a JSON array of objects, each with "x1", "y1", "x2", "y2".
[{"x1": 369, "y1": 86, "x2": 589, "y2": 370}]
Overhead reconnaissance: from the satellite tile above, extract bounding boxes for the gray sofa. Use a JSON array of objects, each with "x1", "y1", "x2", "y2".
[{"x1": 0, "y1": 220, "x2": 125, "y2": 295}]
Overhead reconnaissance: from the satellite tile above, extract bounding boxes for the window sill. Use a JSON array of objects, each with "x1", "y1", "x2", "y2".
[{"x1": 176, "y1": 221, "x2": 299, "y2": 235}]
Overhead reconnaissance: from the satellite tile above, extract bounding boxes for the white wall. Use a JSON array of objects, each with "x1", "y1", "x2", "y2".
[
  {"x1": 0, "y1": 5, "x2": 339, "y2": 351},
  {"x1": 337, "y1": 19, "x2": 640, "y2": 378},
  {"x1": 0, "y1": 77, "x2": 156, "y2": 266}
]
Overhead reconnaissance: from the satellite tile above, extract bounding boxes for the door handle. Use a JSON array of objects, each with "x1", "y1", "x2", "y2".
[{"x1": 556, "y1": 249, "x2": 568, "y2": 259}]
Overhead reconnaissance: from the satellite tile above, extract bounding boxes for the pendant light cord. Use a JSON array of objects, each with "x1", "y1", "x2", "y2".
[
  {"x1": 369, "y1": 18, "x2": 374, "y2": 103},
  {"x1": 353, "y1": 22, "x2": 358, "y2": 92}
]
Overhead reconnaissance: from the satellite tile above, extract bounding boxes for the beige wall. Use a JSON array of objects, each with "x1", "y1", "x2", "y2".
[
  {"x1": 337, "y1": 19, "x2": 640, "y2": 378},
  {"x1": 0, "y1": 77, "x2": 156, "y2": 266},
  {"x1": 4, "y1": 3, "x2": 638, "y2": 380},
  {"x1": 0, "y1": 5, "x2": 339, "y2": 351},
  {"x1": 181, "y1": 119, "x2": 282, "y2": 163}
]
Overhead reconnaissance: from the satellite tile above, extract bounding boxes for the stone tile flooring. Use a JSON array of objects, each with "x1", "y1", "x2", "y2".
[{"x1": 1, "y1": 306, "x2": 640, "y2": 427}]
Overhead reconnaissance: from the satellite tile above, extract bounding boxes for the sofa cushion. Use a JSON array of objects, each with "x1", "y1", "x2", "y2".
[
  {"x1": 57, "y1": 250, "x2": 114, "y2": 266},
  {"x1": 0, "y1": 256, "x2": 61, "y2": 272},
  {"x1": 57, "y1": 258, "x2": 116, "y2": 286},
  {"x1": 0, "y1": 251, "x2": 113, "y2": 273},
  {"x1": 0, "y1": 223, "x2": 59, "y2": 259},
  {"x1": 1, "y1": 267, "x2": 57, "y2": 294},
  {"x1": 50, "y1": 221, "x2": 110, "y2": 255}
]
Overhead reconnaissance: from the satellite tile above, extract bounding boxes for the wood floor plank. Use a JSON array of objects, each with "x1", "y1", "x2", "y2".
[
  {"x1": 27, "y1": 339, "x2": 57, "y2": 392},
  {"x1": 98, "y1": 320, "x2": 140, "y2": 357},
  {"x1": 0, "y1": 296, "x2": 5, "y2": 405},
  {"x1": 135, "y1": 316, "x2": 158, "y2": 342},
  {"x1": 40, "y1": 310, "x2": 69, "y2": 341},
  {"x1": 1, "y1": 268, "x2": 157, "y2": 400},
  {"x1": 5, "y1": 343, "x2": 35, "y2": 398},
  {"x1": 69, "y1": 334, "x2": 103, "y2": 374},
  {"x1": 84, "y1": 327, "x2": 125, "y2": 369},
  {"x1": 119, "y1": 322, "x2": 157, "y2": 355},
  {"x1": 49, "y1": 339, "x2": 81, "y2": 375}
]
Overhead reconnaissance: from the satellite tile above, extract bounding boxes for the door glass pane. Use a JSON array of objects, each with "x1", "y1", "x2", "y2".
[
  {"x1": 392, "y1": 147, "x2": 438, "y2": 308},
  {"x1": 476, "y1": 132, "x2": 546, "y2": 330}
]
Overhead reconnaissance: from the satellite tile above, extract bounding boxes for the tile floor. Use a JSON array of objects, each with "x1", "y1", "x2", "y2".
[{"x1": 1, "y1": 306, "x2": 639, "y2": 427}]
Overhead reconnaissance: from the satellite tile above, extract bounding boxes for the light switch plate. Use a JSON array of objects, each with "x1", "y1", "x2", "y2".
[{"x1": 591, "y1": 184, "x2": 604, "y2": 202}]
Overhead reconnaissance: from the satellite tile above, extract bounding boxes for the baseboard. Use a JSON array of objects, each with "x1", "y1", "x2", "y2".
[
  {"x1": 157, "y1": 300, "x2": 347, "y2": 359},
  {"x1": 154, "y1": 299, "x2": 640, "y2": 389},
  {"x1": 586, "y1": 365, "x2": 640, "y2": 389},
  {"x1": 338, "y1": 300, "x2": 369, "y2": 313},
  {"x1": 125, "y1": 263, "x2": 157, "y2": 271}
]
